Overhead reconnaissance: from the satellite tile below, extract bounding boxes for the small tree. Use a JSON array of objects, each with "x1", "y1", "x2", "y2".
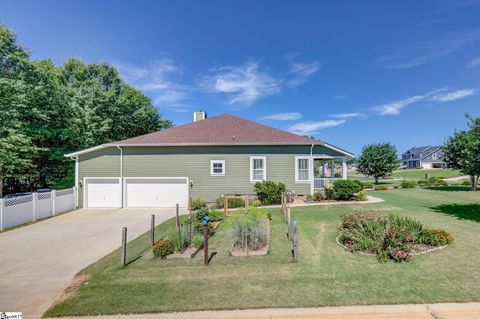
[
  {"x1": 357, "y1": 143, "x2": 399, "y2": 184},
  {"x1": 443, "y1": 115, "x2": 480, "y2": 191}
]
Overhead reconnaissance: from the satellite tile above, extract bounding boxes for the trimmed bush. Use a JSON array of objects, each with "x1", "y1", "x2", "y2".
[
  {"x1": 191, "y1": 198, "x2": 207, "y2": 210},
  {"x1": 374, "y1": 184, "x2": 389, "y2": 191},
  {"x1": 334, "y1": 172, "x2": 342, "y2": 178},
  {"x1": 461, "y1": 179, "x2": 472, "y2": 186},
  {"x1": 313, "y1": 190, "x2": 325, "y2": 201},
  {"x1": 152, "y1": 239, "x2": 175, "y2": 258},
  {"x1": 330, "y1": 179, "x2": 363, "y2": 200},
  {"x1": 254, "y1": 180, "x2": 286, "y2": 205},
  {"x1": 362, "y1": 181, "x2": 374, "y2": 189},
  {"x1": 354, "y1": 191, "x2": 368, "y2": 201},
  {"x1": 401, "y1": 180, "x2": 417, "y2": 189}
]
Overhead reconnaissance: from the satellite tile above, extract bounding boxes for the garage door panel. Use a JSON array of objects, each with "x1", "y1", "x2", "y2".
[
  {"x1": 125, "y1": 178, "x2": 188, "y2": 208},
  {"x1": 86, "y1": 178, "x2": 121, "y2": 208}
]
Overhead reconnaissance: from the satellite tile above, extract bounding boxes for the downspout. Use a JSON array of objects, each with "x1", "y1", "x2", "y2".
[
  {"x1": 310, "y1": 144, "x2": 314, "y2": 195},
  {"x1": 70, "y1": 156, "x2": 79, "y2": 208},
  {"x1": 117, "y1": 146, "x2": 123, "y2": 208}
]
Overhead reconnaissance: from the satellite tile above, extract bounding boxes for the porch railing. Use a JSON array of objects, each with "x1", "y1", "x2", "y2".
[{"x1": 314, "y1": 177, "x2": 342, "y2": 189}]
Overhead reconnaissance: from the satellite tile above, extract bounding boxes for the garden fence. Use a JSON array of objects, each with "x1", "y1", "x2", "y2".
[{"x1": 0, "y1": 187, "x2": 77, "y2": 231}]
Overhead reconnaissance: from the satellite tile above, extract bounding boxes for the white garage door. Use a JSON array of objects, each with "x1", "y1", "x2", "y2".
[
  {"x1": 125, "y1": 178, "x2": 188, "y2": 208},
  {"x1": 85, "y1": 178, "x2": 121, "y2": 208}
]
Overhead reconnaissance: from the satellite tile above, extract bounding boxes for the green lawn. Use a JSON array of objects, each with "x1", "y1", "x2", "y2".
[
  {"x1": 391, "y1": 168, "x2": 462, "y2": 179},
  {"x1": 45, "y1": 188, "x2": 480, "y2": 317}
]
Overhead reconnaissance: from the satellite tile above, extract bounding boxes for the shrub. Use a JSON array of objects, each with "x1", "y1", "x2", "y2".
[
  {"x1": 191, "y1": 198, "x2": 207, "y2": 210},
  {"x1": 231, "y1": 218, "x2": 269, "y2": 251},
  {"x1": 192, "y1": 234, "x2": 204, "y2": 248},
  {"x1": 354, "y1": 191, "x2": 368, "y2": 201},
  {"x1": 152, "y1": 239, "x2": 175, "y2": 258},
  {"x1": 209, "y1": 210, "x2": 224, "y2": 222},
  {"x1": 306, "y1": 194, "x2": 313, "y2": 202},
  {"x1": 330, "y1": 179, "x2": 363, "y2": 200},
  {"x1": 195, "y1": 207, "x2": 210, "y2": 222},
  {"x1": 401, "y1": 180, "x2": 417, "y2": 189},
  {"x1": 228, "y1": 197, "x2": 246, "y2": 208},
  {"x1": 334, "y1": 172, "x2": 342, "y2": 178},
  {"x1": 313, "y1": 190, "x2": 325, "y2": 201},
  {"x1": 417, "y1": 179, "x2": 428, "y2": 186},
  {"x1": 249, "y1": 199, "x2": 262, "y2": 207},
  {"x1": 338, "y1": 212, "x2": 453, "y2": 262},
  {"x1": 374, "y1": 184, "x2": 389, "y2": 191},
  {"x1": 427, "y1": 177, "x2": 448, "y2": 186},
  {"x1": 254, "y1": 180, "x2": 286, "y2": 205},
  {"x1": 461, "y1": 179, "x2": 472, "y2": 186},
  {"x1": 194, "y1": 221, "x2": 215, "y2": 236},
  {"x1": 362, "y1": 181, "x2": 374, "y2": 189},
  {"x1": 267, "y1": 212, "x2": 272, "y2": 220}
]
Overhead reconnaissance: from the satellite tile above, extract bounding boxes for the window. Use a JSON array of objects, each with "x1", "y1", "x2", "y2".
[
  {"x1": 210, "y1": 160, "x2": 225, "y2": 176},
  {"x1": 250, "y1": 156, "x2": 266, "y2": 182},
  {"x1": 432, "y1": 153, "x2": 437, "y2": 160},
  {"x1": 295, "y1": 156, "x2": 311, "y2": 182}
]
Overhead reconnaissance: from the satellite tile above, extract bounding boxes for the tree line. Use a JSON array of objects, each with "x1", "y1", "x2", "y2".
[
  {"x1": 355, "y1": 114, "x2": 479, "y2": 191},
  {"x1": 0, "y1": 23, "x2": 173, "y2": 197}
]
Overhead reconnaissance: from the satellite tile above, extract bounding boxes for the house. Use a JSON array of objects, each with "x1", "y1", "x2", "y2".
[
  {"x1": 65, "y1": 112, "x2": 353, "y2": 208},
  {"x1": 401, "y1": 146, "x2": 447, "y2": 169}
]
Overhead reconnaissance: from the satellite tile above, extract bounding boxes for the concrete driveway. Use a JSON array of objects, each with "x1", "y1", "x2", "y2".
[{"x1": 0, "y1": 207, "x2": 181, "y2": 318}]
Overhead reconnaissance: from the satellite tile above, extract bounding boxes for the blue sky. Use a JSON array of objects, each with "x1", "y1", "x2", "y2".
[{"x1": 2, "y1": 1, "x2": 480, "y2": 154}]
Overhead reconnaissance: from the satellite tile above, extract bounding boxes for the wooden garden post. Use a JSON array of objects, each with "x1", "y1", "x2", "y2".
[
  {"x1": 203, "y1": 223, "x2": 209, "y2": 265},
  {"x1": 287, "y1": 206, "x2": 291, "y2": 239},
  {"x1": 121, "y1": 227, "x2": 127, "y2": 267},
  {"x1": 224, "y1": 196, "x2": 228, "y2": 216},
  {"x1": 176, "y1": 204, "x2": 182, "y2": 246},
  {"x1": 151, "y1": 214, "x2": 155, "y2": 246},
  {"x1": 293, "y1": 220, "x2": 298, "y2": 262}
]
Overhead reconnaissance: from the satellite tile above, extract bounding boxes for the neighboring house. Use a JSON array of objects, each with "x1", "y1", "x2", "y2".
[
  {"x1": 65, "y1": 112, "x2": 353, "y2": 208},
  {"x1": 401, "y1": 146, "x2": 447, "y2": 169}
]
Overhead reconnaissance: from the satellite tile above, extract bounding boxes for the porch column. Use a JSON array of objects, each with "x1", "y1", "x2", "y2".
[
  {"x1": 321, "y1": 161, "x2": 326, "y2": 177},
  {"x1": 342, "y1": 159, "x2": 347, "y2": 180},
  {"x1": 330, "y1": 160, "x2": 335, "y2": 178}
]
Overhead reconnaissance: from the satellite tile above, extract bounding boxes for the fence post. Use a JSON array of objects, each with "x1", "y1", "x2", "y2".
[
  {"x1": 32, "y1": 192, "x2": 37, "y2": 222},
  {"x1": 121, "y1": 227, "x2": 127, "y2": 267},
  {"x1": 151, "y1": 214, "x2": 155, "y2": 246},
  {"x1": 189, "y1": 209, "x2": 193, "y2": 245},
  {"x1": 287, "y1": 206, "x2": 291, "y2": 239},
  {"x1": 0, "y1": 198, "x2": 3, "y2": 231},
  {"x1": 204, "y1": 223, "x2": 209, "y2": 266},
  {"x1": 52, "y1": 190, "x2": 56, "y2": 216},
  {"x1": 292, "y1": 220, "x2": 298, "y2": 262},
  {"x1": 223, "y1": 196, "x2": 227, "y2": 216},
  {"x1": 176, "y1": 204, "x2": 182, "y2": 246}
]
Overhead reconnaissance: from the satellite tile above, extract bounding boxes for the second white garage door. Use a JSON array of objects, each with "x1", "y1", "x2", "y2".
[{"x1": 125, "y1": 178, "x2": 189, "y2": 208}]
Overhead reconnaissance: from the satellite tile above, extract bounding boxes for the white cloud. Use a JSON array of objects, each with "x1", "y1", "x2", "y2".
[
  {"x1": 289, "y1": 120, "x2": 346, "y2": 135},
  {"x1": 286, "y1": 55, "x2": 320, "y2": 88},
  {"x1": 261, "y1": 112, "x2": 303, "y2": 121},
  {"x1": 373, "y1": 95, "x2": 425, "y2": 115},
  {"x1": 377, "y1": 29, "x2": 480, "y2": 69},
  {"x1": 201, "y1": 61, "x2": 281, "y2": 106},
  {"x1": 429, "y1": 88, "x2": 476, "y2": 102},
  {"x1": 330, "y1": 112, "x2": 363, "y2": 119},
  {"x1": 466, "y1": 56, "x2": 480, "y2": 68},
  {"x1": 116, "y1": 58, "x2": 192, "y2": 112},
  {"x1": 373, "y1": 87, "x2": 477, "y2": 116}
]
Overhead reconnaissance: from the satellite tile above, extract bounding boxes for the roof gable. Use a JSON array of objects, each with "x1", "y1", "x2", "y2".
[{"x1": 114, "y1": 114, "x2": 319, "y2": 145}]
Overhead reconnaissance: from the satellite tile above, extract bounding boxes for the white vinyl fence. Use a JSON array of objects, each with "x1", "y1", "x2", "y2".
[{"x1": 0, "y1": 187, "x2": 77, "y2": 231}]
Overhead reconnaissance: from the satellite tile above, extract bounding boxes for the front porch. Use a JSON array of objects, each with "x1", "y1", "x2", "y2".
[{"x1": 312, "y1": 158, "x2": 348, "y2": 191}]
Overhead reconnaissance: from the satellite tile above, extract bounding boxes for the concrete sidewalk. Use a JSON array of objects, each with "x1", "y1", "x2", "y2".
[{"x1": 53, "y1": 303, "x2": 480, "y2": 319}]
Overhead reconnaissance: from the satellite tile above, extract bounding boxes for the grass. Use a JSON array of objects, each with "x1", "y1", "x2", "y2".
[
  {"x1": 45, "y1": 188, "x2": 480, "y2": 317},
  {"x1": 391, "y1": 168, "x2": 462, "y2": 180}
]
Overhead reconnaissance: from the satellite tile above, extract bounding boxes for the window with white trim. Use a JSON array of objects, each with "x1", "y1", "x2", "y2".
[
  {"x1": 250, "y1": 156, "x2": 266, "y2": 182},
  {"x1": 210, "y1": 160, "x2": 225, "y2": 176},
  {"x1": 432, "y1": 153, "x2": 437, "y2": 160},
  {"x1": 295, "y1": 156, "x2": 311, "y2": 182}
]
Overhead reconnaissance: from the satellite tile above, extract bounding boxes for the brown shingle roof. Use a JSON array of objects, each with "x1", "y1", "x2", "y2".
[{"x1": 113, "y1": 114, "x2": 320, "y2": 145}]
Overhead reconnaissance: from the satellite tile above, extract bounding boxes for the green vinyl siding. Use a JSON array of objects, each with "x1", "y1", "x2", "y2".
[{"x1": 77, "y1": 144, "x2": 346, "y2": 206}]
